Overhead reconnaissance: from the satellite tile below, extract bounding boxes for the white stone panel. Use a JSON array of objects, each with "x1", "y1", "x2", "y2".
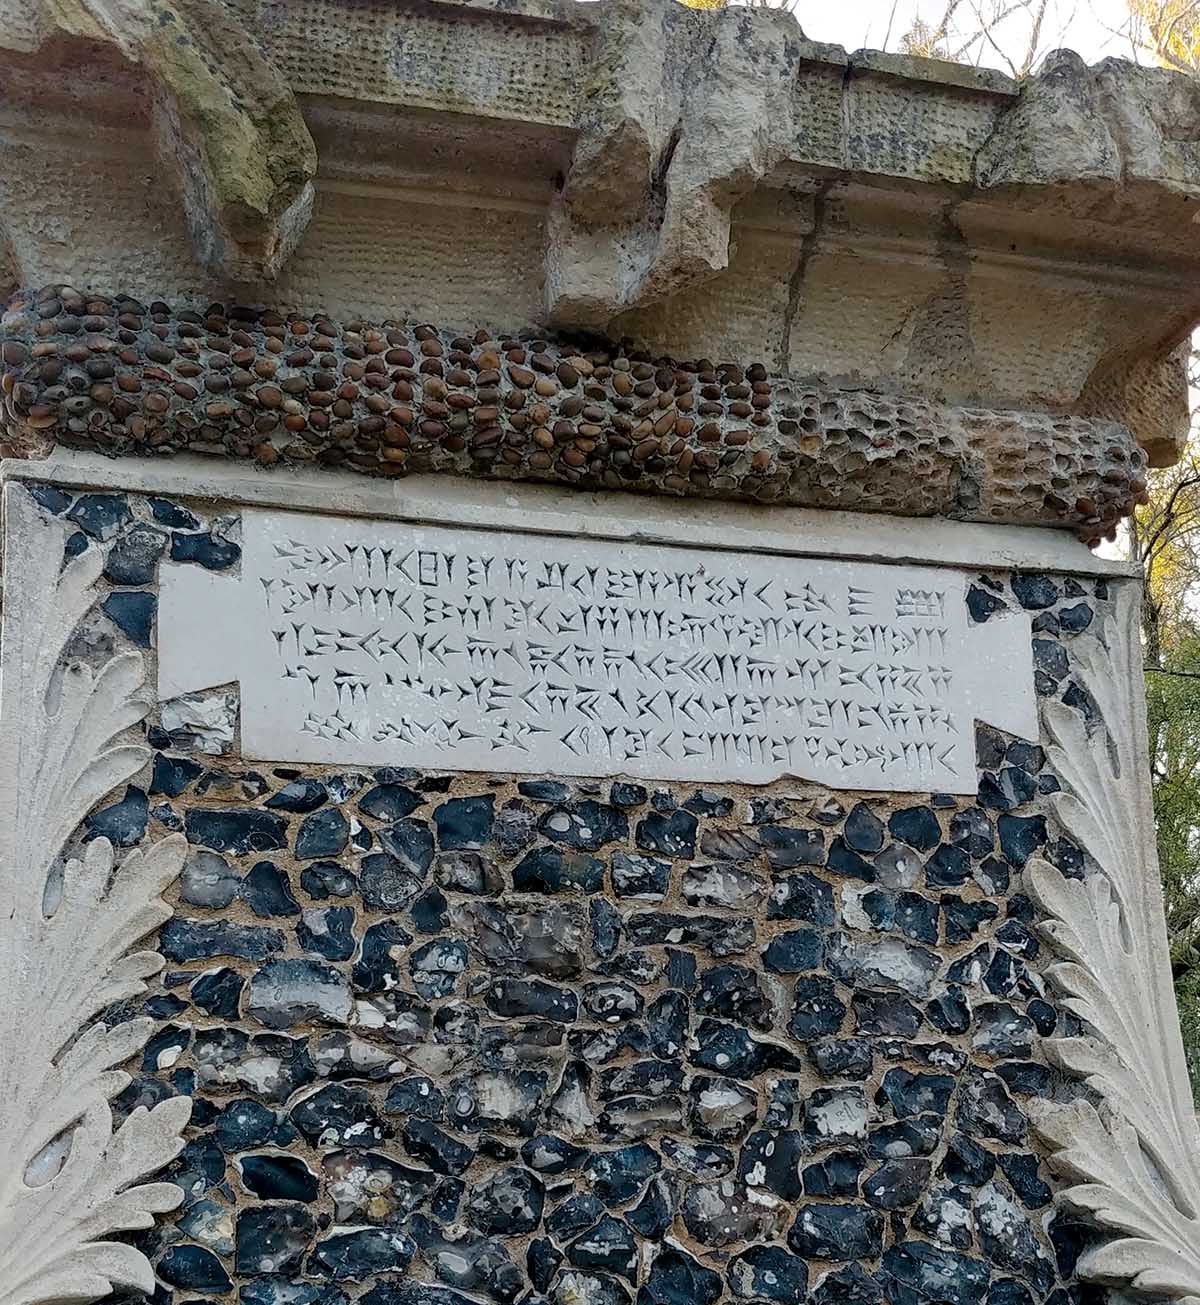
[{"x1": 159, "y1": 507, "x2": 1036, "y2": 793}]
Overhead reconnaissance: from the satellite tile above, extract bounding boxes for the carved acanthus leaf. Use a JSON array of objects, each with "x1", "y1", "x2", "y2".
[
  {"x1": 0, "y1": 484, "x2": 189, "y2": 1305},
  {"x1": 1026, "y1": 581, "x2": 1200, "y2": 1303}
]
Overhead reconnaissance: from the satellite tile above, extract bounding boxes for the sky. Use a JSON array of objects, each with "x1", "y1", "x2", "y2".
[{"x1": 794, "y1": 0, "x2": 1151, "y2": 74}]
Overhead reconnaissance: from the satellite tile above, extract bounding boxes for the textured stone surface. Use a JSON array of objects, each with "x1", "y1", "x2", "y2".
[
  {"x1": 19, "y1": 478, "x2": 1129, "y2": 1305},
  {"x1": 0, "y1": 292, "x2": 1148, "y2": 541}
]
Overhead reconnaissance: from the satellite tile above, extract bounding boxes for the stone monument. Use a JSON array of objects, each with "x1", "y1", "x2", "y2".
[{"x1": 2, "y1": 2, "x2": 1200, "y2": 1302}]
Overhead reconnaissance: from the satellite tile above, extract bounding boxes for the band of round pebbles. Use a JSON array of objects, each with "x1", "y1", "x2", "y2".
[{"x1": 1, "y1": 286, "x2": 1147, "y2": 542}]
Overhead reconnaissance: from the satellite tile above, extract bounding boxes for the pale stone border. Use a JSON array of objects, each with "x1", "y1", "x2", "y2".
[
  {"x1": 2, "y1": 451, "x2": 1138, "y2": 579},
  {"x1": 0, "y1": 484, "x2": 189, "y2": 1305}
]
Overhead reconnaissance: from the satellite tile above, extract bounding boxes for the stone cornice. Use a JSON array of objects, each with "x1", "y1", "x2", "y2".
[{"x1": 1, "y1": 288, "x2": 1145, "y2": 542}]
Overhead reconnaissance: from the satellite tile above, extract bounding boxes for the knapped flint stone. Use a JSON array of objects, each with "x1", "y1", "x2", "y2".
[
  {"x1": 853, "y1": 991, "x2": 923, "y2": 1037},
  {"x1": 977, "y1": 1180, "x2": 1056, "y2": 1291},
  {"x1": 487, "y1": 977, "x2": 578, "y2": 1023},
  {"x1": 240, "y1": 1285, "x2": 349, "y2": 1305},
  {"x1": 874, "y1": 843, "x2": 920, "y2": 889},
  {"x1": 635, "y1": 809, "x2": 697, "y2": 857},
  {"x1": 515, "y1": 845, "x2": 605, "y2": 894},
  {"x1": 1011, "y1": 573, "x2": 1058, "y2": 609},
  {"x1": 410, "y1": 938, "x2": 469, "y2": 998},
  {"x1": 863, "y1": 1157, "x2": 931, "y2": 1209},
  {"x1": 691, "y1": 1018, "x2": 803, "y2": 1078},
  {"x1": 695, "y1": 963, "x2": 772, "y2": 1028},
  {"x1": 681, "y1": 1177, "x2": 782, "y2": 1247},
  {"x1": 297, "y1": 906, "x2": 357, "y2": 961},
  {"x1": 241, "y1": 860, "x2": 301, "y2": 917},
  {"x1": 104, "y1": 523, "x2": 166, "y2": 584},
  {"x1": 739, "y1": 1128, "x2": 804, "y2": 1200},
  {"x1": 377, "y1": 818, "x2": 435, "y2": 876},
  {"x1": 171, "y1": 529, "x2": 242, "y2": 570},
  {"x1": 699, "y1": 827, "x2": 760, "y2": 862},
  {"x1": 943, "y1": 896, "x2": 999, "y2": 942},
  {"x1": 214, "y1": 1097, "x2": 282, "y2": 1152},
  {"x1": 290, "y1": 1083, "x2": 387, "y2": 1147},
  {"x1": 844, "y1": 802, "x2": 886, "y2": 852},
  {"x1": 161, "y1": 918, "x2": 284, "y2": 962},
  {"x1": 435, "y1": 849, "x2": 502, "y2": 894},
  {"x1": 973, "y1": 1001, "x2": 1036, "y2": 1057},
  {"x1": 810, "y1": 1036, "x2": 873, "y2": 1077},
  {"x1": 790, "y1": 976, "x2": 847, "y2": 1039},
  {"x1": 966, "y1": 584, "x2": 1004, "y2": 622},
  {"x1": 159, "y1": 1244, "x2": 234, "y2": 1292},
  {"x1": 67, "y1": 492, "x2": 130, "y2": 540},
  {"x1": 409, "y1": 885, "x2": 448, "y2": 932},
  {"x1": 585, "y1": 981, "x2": 644, "y2": 1023},
  {"x1": 1058, "y1": 600, "x2": 1094, "y2": 631},
  {"x1": 788, "y1": 1203, "x2": 883, "y2": 1259},
  {"x1": 323, "y1": 1150, "x2": 438, "y2": 1222},
  {"x1": 880, "y1": 1241, "x2": 990, "y2": 1305},
  {"x1": 727, "y1": 1245, "x2": 808, "y2": 1304},
  {"x1": 912, "y1": 1180, "x2": 975, "y2": 1248},
  {"x1": 435, "y1": 794, "x2": 495, "y2": 848},
  {"x1": 522, "y1": 1134, "x2": 588, "y2": 1174},
  {"x1": 682, "y1": 862, "x2": 765, "y2": 909},
  {"x1": 358, "y1": 782, "x2": 423, "y2": 820},
  {"x1": 192, "y1": 966, "x2": 245, "y2": 1018},
  {"x1": 803, "y1": 1150, "x2": 863, "y2": 1197},
  {"x1": 308, "y1": 1227, "x2": 415, "y2": 1280},
  {"x1": 383, "y1": 1075, "x2": 445, "y2": 1120},
  {"x1": 548, "y1": 1193, "x2": 608, "y2": 1240},
  {"x1": 987, "y1": 1282, "x2": 1036, "y2": 1305},
  {"x1": 180, "y1": 849, "x2": 240, "y2": 906},
  {"x1": 529, "y1": 1237, "x2": 564, "y2": 1292},
  {"x1": 552, "y1": 1270, "x2": 632, "y2": 1305},
  {"x1": 239, "y1": 1153, "x2": 319, "y2": 1202},
  {"x1": 295, "y1": 808, "x2": 350, "y2": 859},
  {"x1": 64, "y1": 531, "x2": 88, "y2": 561},
  {"x1": 352, "y1": 919, "x2": 413, "y2": 993},
  {"x1": 809, "y1": 1264, "x2": 885, "y2": 1304},
  {"x1": 763, "y1": 928, "x2": 822, "y2": 973},
  {"x1": 894, "y1": 891, "x2": 938, "y2": 943},
  {"x1": 402, "y1": 1118, "x2": 474, "y2": 1174},
  {"x1": 958, "y1": 1072, "x2": 1027, "y2": 1142},
  {"x1": 467, "y1": 901, "x2": 586, "y2": 979},
  {"x1": 84, "y1": 785, "x2": 148, "y2": 846},
  {"x1": 826, "y1": 837, "x2": 876, "y2": 880},
  {"x1": 301, "y1": 860, "x2": 358, "y2": 899},
  {"x1": 641, "y1": 1247, "x2": 722, "y2": 1305},
  {"x1": 539, "y1": 801, "x2": 628, "y2": 850},
  {"x1": 26, "y1": 483, "x2": 71, "y2": 515},
  {"x1": 235, "y1": 1204, "x2": 317, "y2": 1275},
  {"x1": 151, "y1": 751, "x2": 204, "y2": 797},
  {"x1": 998, "y1": 813, "x2": 1047, "y2": 867},
  {"x1": 611, "y1": 851, "x2": 670, "y2": 900},
  {"x1": 624, "y1": 911, "x2": 754, "y2": 956},
  {"x1": 266, "y1": 778, "x2": 328, "y2": 812},
  {"x1": 978, "y1": 765, "x2": 1038, "y2": 811},
  {"x1": 568, "y1": 1216, "x2": 638, "y2": 1281},
  {"x1": 520, "y1": 780, "x2": 570, "y2": 802},
  {"x1": 358, "y1": 852, "x2": 423, "y2": 911},
  {"x1": 879, "y1": 1068, "x2": 954, "y2": 1118},
  {"x1": 925, "y1": 843, "x2": 972, "y2": 887},
  {"x1": 248, "y1": 959, "x2": 352, "y2": 1029},
  {"x1": 768, "y1": 872, "x2": 835, "y2": 924},
  {"x1": 688, "y1": 1075, "x2": 758, "y2": 1140},
  {"x1": 998, "y1": 1151, "x2": 1052, "y2": 1208},
  {"x1": 758, "y1": 825, "x2": 824, "y2": 867},
  {"x1": 802, "y1": 1086, "x2": 870, "y2": 1147},
  {"x1": 187, "y1": 807, "x2": 287, "y2": 854},
  {"x1": 465, "y1": 1165, "x2": 545, "y2": 1234},
  {"x1": 586, "y1": 1144, "x2": 661, "y2": 1204},
  {"x1": 888, "y1": 805, "x2": 942, "y2": 851},
  {"x1": 361, "y1": 1283, "x2": 479, "y2": 1305}
]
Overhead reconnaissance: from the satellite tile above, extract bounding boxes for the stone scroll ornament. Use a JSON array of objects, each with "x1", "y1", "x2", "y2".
[
  {"x1": 0, "y1": 485, "x2": 189, "y2": 1305},
  {"x1": 1028, "y1": 583, "x2": 1200, "y2": 1303}
]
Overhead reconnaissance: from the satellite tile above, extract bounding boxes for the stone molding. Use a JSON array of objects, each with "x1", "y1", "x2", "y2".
[
  {"x1": 0, "y1": 484, "x2": 189, "y2": 1304},
  {"x1": 3, "y1": 448, "x2": 1139, "y2": 576},
  {"x1": 0, "y1": 289, "x2": 1147, "y2": 542},
  {"x1": 3, "y1": 0, "x2": 1200, "y2": 462},
  {"x1": 0, "y1": 0, "x2": 316, "y2": 282},
  {"x1": 1026, "y1": 583, "x2": 1200, "y2": 1302}
]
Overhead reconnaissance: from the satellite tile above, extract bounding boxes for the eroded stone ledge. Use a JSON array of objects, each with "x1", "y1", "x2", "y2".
[{"x1": 0, "y1": 287, "x2": 1146, "y2": 541}]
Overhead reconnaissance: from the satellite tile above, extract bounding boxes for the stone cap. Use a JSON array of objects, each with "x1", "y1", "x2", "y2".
[{"x1": 2, "y1": 0, "x2": 1199, "y2": 467}]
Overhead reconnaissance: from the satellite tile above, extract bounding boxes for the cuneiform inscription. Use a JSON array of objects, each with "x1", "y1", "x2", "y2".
[{"x1": 159, "y1": 509, "x2": 1037, "y2": 792}]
